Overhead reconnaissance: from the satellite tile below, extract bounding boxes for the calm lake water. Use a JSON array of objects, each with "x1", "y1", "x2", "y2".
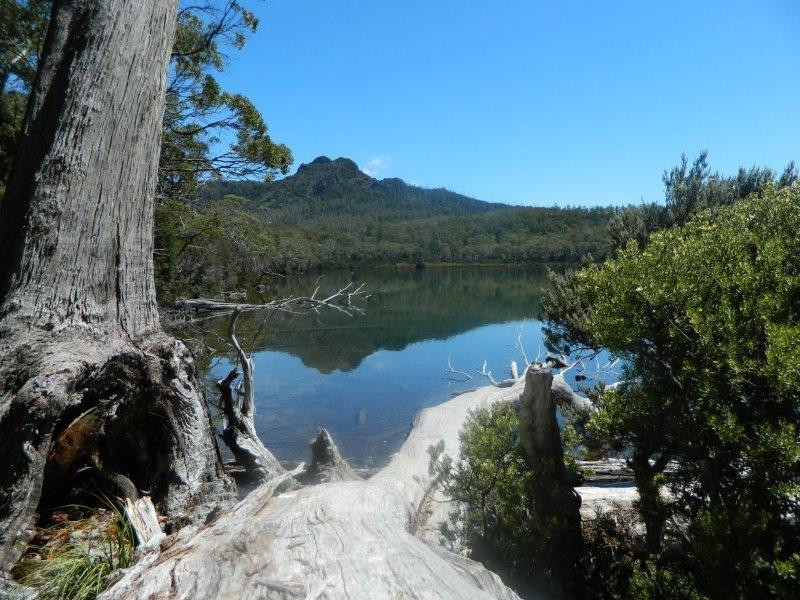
[{"x1": 184, "y1": 266, "x2": 587, "y2": 468}]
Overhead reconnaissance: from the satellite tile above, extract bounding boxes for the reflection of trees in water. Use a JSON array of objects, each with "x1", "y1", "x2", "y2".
[{"x1": 181, "y1": 266, "x2": 552, "y2": 374}]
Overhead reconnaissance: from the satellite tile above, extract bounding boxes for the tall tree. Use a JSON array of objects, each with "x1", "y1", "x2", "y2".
[
  {"x1": 0, "y1": 1, "x2": 293, "y2": 199},
  {"x1": 0, "y1": 0, "x2": 232, "y2": 571}
]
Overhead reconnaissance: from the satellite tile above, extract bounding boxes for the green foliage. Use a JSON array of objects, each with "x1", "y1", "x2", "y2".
[
  {"x1": 545, "y1": 184, "x2": 800, "y2": 597},
  {"x1": 0, "y1": 0, "x2": 49, "y2": 194},
  {"x1": 154, "y1": 194, "x2": 317, "y2": 300},
  {"x1": 429, "y1": 401, "x2": 584, "y2": 596},
  {"x1": 192, "y1": 157, "x2": 614, "y2": 282},
  {"x1": 624, "y1": 557, "x2": 707, "y2": 600},
  {"x1": 15, "y1": 505, "x2": 136, "y2": 600},
  {"x1": 1, "y1": 1, "x2": 292, "y2": 199},
  {"x1": 160, "y1": 1, "x2": 292, "y2": 199},
  {"x1": 607, "y1": 151, "x2": 797, "y2": 251},
  {"x1": 0, "y1": 88, "x2": 25, "y2": 198}
]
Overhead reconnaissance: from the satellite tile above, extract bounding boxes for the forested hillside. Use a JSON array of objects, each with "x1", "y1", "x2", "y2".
[
  {"x1": 158, "y1": 156, "x2": 613, "y2": 298},
  {"x1": 200, "y1": 156, "x2": 512, "y2": 224}
]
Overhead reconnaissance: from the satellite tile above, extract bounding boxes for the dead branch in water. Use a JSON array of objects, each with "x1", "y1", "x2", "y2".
[
  {"x1": 216, "y1": 309, "x2": 285, "y2": 483},
  {"x1": 213, "y1": 284, "x2": 367, "y2": 482},
  {"x1": 173, "y1": 282, "x2": 368, "y2": 316}
]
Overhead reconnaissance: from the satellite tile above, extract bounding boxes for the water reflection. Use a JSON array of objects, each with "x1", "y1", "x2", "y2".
[{"x1": 179, "y1": 266, "x2": 561, "y2": 467}]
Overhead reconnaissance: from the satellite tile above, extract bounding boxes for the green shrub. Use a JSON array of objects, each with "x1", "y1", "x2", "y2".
[
  {"x1": 429, "y1": 400, "x2": 584, "y2": 597},
  {"x1": 545, "y1": 185, "x2": 800, "y2": 597}
]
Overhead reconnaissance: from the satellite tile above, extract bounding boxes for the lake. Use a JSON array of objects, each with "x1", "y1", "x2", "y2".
[{"x1": 181, "y1": 266, "x2": 587, "y2": 468}]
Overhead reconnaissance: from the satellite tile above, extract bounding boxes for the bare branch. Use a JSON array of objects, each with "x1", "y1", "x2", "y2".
[
  {"x1": 443, "y1": 356, "x2": 472, "y2": 382},
  {"x1": 228, "y1": 309, "x2": 254, "y2": 419},
  {"x1": 173, "y1": 282, "x2": 368, "y2": 317}
]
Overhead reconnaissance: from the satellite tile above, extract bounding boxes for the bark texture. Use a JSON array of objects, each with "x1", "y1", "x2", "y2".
[
  {"x1": 101, "y1": 381, "x2": 527, "y2": 599},
  {"x1": 0, "y1": 0, "x2": 232, "y2": 572}
]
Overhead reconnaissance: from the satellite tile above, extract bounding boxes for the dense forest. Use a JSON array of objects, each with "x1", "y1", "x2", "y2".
[{"x1": 156, "y1": 156, "x2": 615, "y2": 299}]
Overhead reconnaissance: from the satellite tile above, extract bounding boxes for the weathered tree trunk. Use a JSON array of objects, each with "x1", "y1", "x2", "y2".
[
  {"x1": 517, "y1": 368, "x2": 584, "y2": 596},
  {"x1": 0, "y1": 0, "x2": 232, "y2": 572},
  {"x1": 100, "y1": 381, "x2": 528, "y2": 599}
]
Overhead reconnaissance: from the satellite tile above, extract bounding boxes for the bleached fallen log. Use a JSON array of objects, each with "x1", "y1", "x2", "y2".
[
  {"x1": 578, "y1": 482, "x2": 639, "y2": 519},
  {"x1": 101, "y1": 381, "x2": 527, "y2": 600},
  {"x1": 551, "y1": 373, "x2": 596, "y2": 413}
]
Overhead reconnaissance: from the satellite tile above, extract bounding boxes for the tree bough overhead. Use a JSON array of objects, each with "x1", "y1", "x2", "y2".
[{"x1": 0, "y1": 0, "x2": 233, "y2": 571}]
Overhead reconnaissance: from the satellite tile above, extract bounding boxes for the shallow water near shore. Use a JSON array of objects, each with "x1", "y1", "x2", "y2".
[{"x1": 184, "y1": 266, "x2": 597, "y2": 468}]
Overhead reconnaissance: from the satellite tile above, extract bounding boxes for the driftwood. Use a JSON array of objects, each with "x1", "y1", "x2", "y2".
[
  {"x1": 446, "y1": 349, "x2": 598, "y2": 414},
  {"x1": 101, "y1": 381, "x2": 527, "y2": 599},
  {"x1": 124, "y1": 496, "x2": 163, "y2": 548},
  {"x1": 216, "y1": 310, "x2": 284, "y2": 482},
  {"x1": 299, "y1": 427, "x2": 360, "y2": 484},
  {"x1": 174, "y1": 282, "x2": 367, "y2": 316}
]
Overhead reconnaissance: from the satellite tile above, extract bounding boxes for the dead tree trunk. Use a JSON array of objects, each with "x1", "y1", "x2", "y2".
[
  {"x1": 0, "y1": 0, "x2": 232, "y2": 572},
  {"x1": 214, "y1": 310, "x2": 284, "y2": 482},
  {"x1": 299, "y1": 427, "x2": 360, "y2": 484},
  {"x1": 517, "y1": 368, "x2": 584, "y2": 596}
]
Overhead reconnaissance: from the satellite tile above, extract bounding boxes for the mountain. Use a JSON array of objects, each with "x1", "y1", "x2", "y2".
[
  {"x1": 200, "y1": 156, "x2": 512, "y2": 227},
  {"x1": 183, "y1": 266, "x2": 552, "y2": 374},
  {"x1": 157, "y1": 156, "x2": 615, "y2": 299}
]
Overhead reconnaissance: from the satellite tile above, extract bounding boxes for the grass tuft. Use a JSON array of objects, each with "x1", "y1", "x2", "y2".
[{"x1": 14, "y1": 500, "x2": 136, "y2": 600}]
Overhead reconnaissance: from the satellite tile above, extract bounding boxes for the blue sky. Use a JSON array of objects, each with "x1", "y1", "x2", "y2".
[{"x1": 219, "y1": 0, "x2": 800, "y2": 207}]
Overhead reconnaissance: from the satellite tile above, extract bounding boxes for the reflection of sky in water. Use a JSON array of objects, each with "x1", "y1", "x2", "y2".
[
  {"x1": 207, "y1": 319, "x2": 609, "y2": 468},
  {"x1": 189, "y1": 266, "x2": 617, "y2": 468}
]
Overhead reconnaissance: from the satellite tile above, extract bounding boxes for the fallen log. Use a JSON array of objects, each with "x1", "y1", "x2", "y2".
[{"x1": 101, "y1": 381, "x2": 527, "y2": 599}]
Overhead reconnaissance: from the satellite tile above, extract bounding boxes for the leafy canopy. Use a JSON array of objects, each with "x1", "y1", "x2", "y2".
[{"x1": 546, "y1": 184, "x2": 800, "y2": 597}]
